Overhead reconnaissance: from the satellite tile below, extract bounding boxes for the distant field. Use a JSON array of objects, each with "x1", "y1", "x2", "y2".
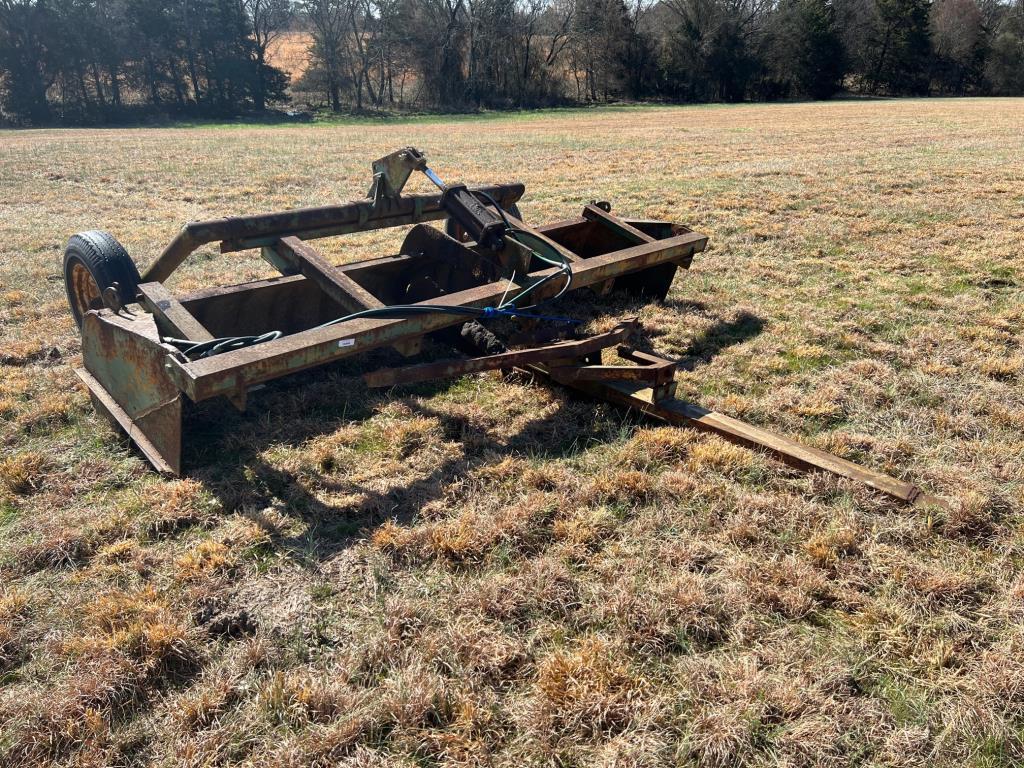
[
  {"x1": 267, "y1": 30, "x2": 312, "y2": 83},
  {"x1": 1, "y1": 99, "x2": 1023, "y2": 766}
]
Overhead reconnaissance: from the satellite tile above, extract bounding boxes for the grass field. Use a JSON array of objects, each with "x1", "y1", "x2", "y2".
[{"x1": 1, "y1": 98, "x2": 1023, "y2": 766}]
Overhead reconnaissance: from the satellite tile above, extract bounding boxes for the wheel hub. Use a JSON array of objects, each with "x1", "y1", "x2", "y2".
[{"x1": 69, "y1": 260, "x2": 101, "y2": 319}]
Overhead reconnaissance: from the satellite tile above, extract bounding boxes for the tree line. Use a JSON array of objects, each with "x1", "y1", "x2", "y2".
[
  {"x1": 0, "y1": 0, "x2": 292, "y2": 124},
  {"x1": 2, "y1": 0, "x2": 1023, "y2": 125}
]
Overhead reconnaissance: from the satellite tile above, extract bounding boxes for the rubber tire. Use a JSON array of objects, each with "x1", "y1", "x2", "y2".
[
  {"x1": 446, "y1": 202, "x2": 522, "y2": 243},
  {"x1": 63, "y1": 230, "x2": 141, "y2": 329},
  {"x1": 459, "y1": 320, "x2": 507, "y2": 356},
  {"x1": 442, "y1": 199, "x2": 518, "y2": 355}
]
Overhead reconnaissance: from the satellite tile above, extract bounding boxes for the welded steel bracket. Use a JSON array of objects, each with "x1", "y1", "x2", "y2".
[{"x1": 368, "y1": 147, "x2": 427, "y2": 206}]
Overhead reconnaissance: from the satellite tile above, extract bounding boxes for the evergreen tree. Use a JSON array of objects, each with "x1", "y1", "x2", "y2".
[
  {"x1": 986, "y1": 1, "x2": 1024, "y2": 94},
  {"x1": 870, "y1": 0, "x2": 931, "y2": 94},
  {"x1": 796, "y1": 0, "x2": 845, "y2": 98},
  {"x1": 0, "y1": 0, "x2": 57, "y2": 123}
]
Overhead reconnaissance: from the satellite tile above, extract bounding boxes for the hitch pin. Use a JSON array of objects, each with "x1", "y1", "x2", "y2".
[{"x1": 422, "y1": 166, "x2": 446, "y2": 192}]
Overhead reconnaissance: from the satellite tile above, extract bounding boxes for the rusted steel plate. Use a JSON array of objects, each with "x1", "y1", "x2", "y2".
[
  {"x1": 396, "y1": 224, "x2": 503, "y2": 297},
  {"x1": 272, "y1": 237, "x2": 385, "y2": 312},
  {"x1": 80, "y1": 310, "x2": 183, "y2": 475},
  {"x1": 181, "y1": 273, "x2": 342, "y2": 338},
  {"x1": 582, "y1": 204, "x2": 657, "y2": 245},
  {"x1": 76, "y1": 367, "x2": 180, "y2": 475},
  {"x1": 167, "y1": 231, "x2": 708, "y2": 402},
  {"x1": 272, "y1": 237, "x2": 424, "y2": 358}
]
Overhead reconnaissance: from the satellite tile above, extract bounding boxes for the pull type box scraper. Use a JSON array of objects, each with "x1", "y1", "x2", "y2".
[{"x1": 64, "y1": 148, "x2": 942, "y2": 507}]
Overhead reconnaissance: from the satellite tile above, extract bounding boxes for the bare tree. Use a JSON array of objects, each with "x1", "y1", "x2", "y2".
[
  {"x1": 403, "y1": 0, "x2": 468, "y2": 107},
  {"x1": 622, "y1": 0, "x2": 655, "y2": 98},
  {"x1": 0, "y1": 0, "x2": 57, "y2": 121},
  {"x1": 543, "y1": 0, "x2": 575, "y2": 67},
  {"x1": 244, "y1": 0, "x2": 293, "y2": 110},
  {"x1": 930, "y1": 0, "x2": 983, "y2": 92},
  {"x1": 304, "y1": 0, "x2": 348, "y2": 110},
  {"x1": 373, "y1": 0, "x2": 404, "y2": 104}
]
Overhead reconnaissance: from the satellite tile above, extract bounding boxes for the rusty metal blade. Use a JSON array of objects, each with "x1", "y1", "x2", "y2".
[
  {"x1": 76, "y1": 367, "x2": 181, "y2": 475},
  {"x1": 80, "y1": 310, "x2": 184, "y2": 475}
]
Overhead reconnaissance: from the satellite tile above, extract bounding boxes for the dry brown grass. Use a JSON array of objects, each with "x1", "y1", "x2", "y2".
[
  {"x1": 266, "y1": 30, "x2": 313, "y2": 83},
  {"x1": 1, "y1": 99, "x2": 1023, "y2": 765}
]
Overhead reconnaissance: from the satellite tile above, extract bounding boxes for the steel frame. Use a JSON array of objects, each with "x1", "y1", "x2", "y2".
[
  {"x1": 77, "y1": 181, "x2": 703, "y2": 475},
  {"x1": 73, "y1": 154, "x2": 944, "y2": 508}
]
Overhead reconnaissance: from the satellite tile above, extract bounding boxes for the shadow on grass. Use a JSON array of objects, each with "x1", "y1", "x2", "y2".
[
  {"x1": 624, "y1": 308, "x2": 764, "y2": 370},
  {"x1": 184, "y1": 352, "x2": 620, "y2": 563},
  {"x1": 177, "y1": 297, "x2": 763, "y2": 562},
  {"x1": 677, "y1": 310, "x2": 764, "y2": 370}
]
